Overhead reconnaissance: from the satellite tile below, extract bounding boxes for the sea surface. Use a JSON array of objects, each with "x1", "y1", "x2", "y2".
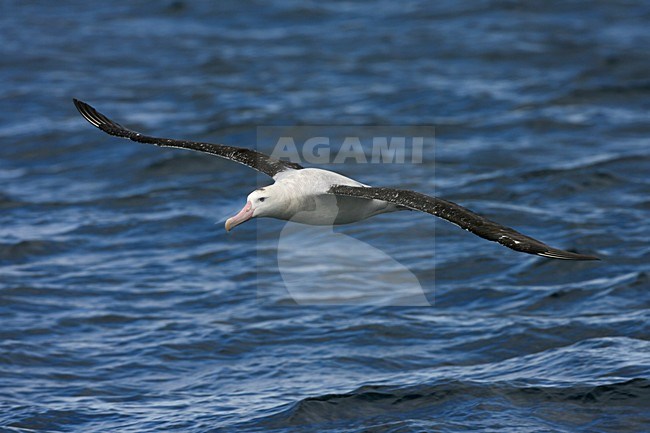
[{"x1": 1, "y1": 1, "x2": 649, "y2": 432}]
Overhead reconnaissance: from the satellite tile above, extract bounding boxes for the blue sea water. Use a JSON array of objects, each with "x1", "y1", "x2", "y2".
[{"x1": 1, "y1": 1, "x2": 649, "y2": 431}]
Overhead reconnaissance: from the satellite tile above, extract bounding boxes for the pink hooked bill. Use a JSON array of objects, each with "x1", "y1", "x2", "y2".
[{"x1": 225, "y1": 201, "x2": 253, "y2": 232}]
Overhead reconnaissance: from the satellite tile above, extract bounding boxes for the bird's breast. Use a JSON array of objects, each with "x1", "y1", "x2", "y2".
[{"x1": 284, "y1": 194, "x2": 396, "y2": 225}]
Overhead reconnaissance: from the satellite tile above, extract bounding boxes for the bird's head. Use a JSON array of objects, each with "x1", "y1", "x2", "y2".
[{"x1": 225, "y1": 186, "x2": 284, "y2": 231}]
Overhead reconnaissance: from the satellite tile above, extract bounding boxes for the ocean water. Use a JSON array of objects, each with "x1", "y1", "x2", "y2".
[{"x1": 1, "y1": 1, "x2": 649, "y2": 432}]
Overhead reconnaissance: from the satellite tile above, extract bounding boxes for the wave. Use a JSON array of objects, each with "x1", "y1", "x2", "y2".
[
  {"x1": 265, "y1": 378, "x2": 649, "y2": 426},
  {"x1": 253, "y1": 337, "x2": 650, "y2": 431}
]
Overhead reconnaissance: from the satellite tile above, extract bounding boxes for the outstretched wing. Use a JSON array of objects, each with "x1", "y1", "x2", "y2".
[
  {"x1": 329, "y1": 185, "x2": 599, "y2": 260},
  {"x1": 73, "y1": 99, "x2": 303, "y2": 178}
]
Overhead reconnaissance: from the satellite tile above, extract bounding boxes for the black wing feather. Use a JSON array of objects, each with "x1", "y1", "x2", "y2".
[
  {"x1": 329, "y1": 185, "x2": 599, "y2": 260},
  {"x1": 73, "y1": 99, "x2": 302, "y2": 178}
]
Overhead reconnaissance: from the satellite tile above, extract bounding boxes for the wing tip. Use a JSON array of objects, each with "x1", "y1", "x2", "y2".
[
  {"x1": 73, "y1": 98, "x2": 104, "y2": 128},
  {"x1": 72, "y1": 98, "x2": 126, "y2": 133}
]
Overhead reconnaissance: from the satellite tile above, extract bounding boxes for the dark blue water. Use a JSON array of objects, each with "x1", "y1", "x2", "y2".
[{"x1": 2, "y1": 1, "x2": 649, "y2": 432}]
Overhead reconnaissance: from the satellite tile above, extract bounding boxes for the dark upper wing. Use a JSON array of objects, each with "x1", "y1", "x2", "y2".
[
  {"x1": 329, "y1": 185, "x2": 599, "y2": 260},
  {"x1": 73, "y1": 99, "x2": 303, "y2": 178}
]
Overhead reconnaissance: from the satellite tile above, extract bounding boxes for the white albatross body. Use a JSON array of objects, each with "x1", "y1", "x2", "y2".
[
  {"x1": 72, "y1": 98, "x2": 599, "y2": 261},
  {"x1": 257, "y1": 168, "x2": 400, "y2": 226}
]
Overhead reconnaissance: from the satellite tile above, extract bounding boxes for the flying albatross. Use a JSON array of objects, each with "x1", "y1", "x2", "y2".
[{"x1": 73, "y1": 99, "x2": 599, "y2": 261}]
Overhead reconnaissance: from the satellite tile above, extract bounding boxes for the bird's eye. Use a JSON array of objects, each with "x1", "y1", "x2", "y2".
[{"x1": 259, "y1": 197, "x2": 266, "y2": 202}]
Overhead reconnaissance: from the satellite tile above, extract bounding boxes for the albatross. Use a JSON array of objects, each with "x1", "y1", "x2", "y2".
[{"x1": 73, "y1": 99, "x2": 599, "y2": 261}]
